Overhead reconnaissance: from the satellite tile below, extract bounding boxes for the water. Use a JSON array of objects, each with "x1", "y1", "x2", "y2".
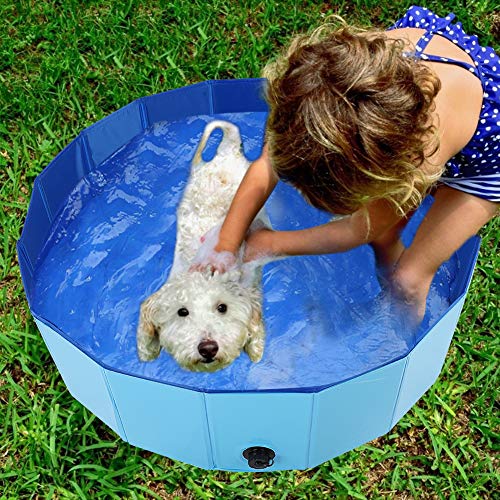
[{"x1": 31, "y1": 112, "x2": 459, "y2": 392}]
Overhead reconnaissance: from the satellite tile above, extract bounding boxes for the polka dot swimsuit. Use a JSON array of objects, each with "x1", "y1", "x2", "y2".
[{"x1": 388, "y1": 5, "x2": 500, "y2": 202}]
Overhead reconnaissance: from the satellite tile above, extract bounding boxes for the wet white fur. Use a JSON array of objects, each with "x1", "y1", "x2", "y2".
[{"x1": 136, "y1": 120, "x2": 271, "y2": 372}]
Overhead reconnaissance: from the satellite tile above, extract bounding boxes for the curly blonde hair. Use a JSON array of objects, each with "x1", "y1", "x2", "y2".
[{"x1": 263, "y1": 20, "x2": 443, "y2": 216}]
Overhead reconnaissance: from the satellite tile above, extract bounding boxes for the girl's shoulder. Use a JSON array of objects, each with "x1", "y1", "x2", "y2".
[
  {"x1": 387, "y1": 6, "x2": 500, "y2": 183},
  {"x1": 384, "y1": 28, "x2": 483, "y2": 165}
]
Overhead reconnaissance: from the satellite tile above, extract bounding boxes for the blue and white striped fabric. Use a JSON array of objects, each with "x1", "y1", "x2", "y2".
[{"x1": 389, "y1": 5, "x2": 500, "y2": 203}]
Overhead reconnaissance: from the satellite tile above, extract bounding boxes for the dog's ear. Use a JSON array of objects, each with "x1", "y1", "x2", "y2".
[
  {"x1": 137, "y1": 296, "x2": 161, "y2": 361},
  {"x1": 244, "y1": 297, "x2": 265, "y2": 363}
]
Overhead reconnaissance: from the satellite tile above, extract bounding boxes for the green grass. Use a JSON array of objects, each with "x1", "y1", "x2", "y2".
[{"x1": 1, "y1": 0, "x2": 499, "y2": 498}]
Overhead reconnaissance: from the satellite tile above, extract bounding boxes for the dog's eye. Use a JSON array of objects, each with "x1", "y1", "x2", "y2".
[
  {"x1": 177, "y1": 307, "x2": 189, "y2": 317},
  {"x1": 216, "y1": 303, "x2": 227, "y2": 314}
]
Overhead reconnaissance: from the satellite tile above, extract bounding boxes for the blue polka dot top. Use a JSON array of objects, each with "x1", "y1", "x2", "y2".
[{"x1": 388, "y1": 5, "x2": 500, "y2": 202}]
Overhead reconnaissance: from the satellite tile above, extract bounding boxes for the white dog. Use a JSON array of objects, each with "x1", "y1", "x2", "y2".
[{"x1": 136, "y1": 120, "x2": 271, "y2": 371}]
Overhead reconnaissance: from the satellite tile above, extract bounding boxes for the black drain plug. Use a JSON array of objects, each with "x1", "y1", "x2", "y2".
[{"x1": 242, "y1": 446, "x2": 276, "y2": 469}]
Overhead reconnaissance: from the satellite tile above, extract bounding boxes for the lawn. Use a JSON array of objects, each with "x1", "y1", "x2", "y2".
[{"x1": 1, "y1": 0, "x2": 498, "y2": 498}]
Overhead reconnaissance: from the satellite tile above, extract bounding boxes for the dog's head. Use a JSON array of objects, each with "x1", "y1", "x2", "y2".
[{"x1": 137, "y1": 267, "x2": 263, "y2": 371}]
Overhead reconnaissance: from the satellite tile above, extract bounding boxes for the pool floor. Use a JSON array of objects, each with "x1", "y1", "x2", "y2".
[{"x1": 31, "y1": 112, "x2": 457, "y2": 392}]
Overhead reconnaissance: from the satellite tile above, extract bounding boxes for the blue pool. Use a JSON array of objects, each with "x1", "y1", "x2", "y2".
[{"x1": 19, "y1": 80, "x2": 478, "y2": 470}]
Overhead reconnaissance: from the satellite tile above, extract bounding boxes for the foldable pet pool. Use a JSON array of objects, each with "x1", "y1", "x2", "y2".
[{"x1": 18, "y1": 79, "x2": 480, "y2": 471}]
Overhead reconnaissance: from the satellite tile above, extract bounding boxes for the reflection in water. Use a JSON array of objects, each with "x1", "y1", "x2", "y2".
[{"x1": 32, "y1": 112, "x2": 457, "y2": 391}]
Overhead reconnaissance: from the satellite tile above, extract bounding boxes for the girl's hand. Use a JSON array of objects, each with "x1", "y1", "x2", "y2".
[
  {"x1": 189, "y1": 224, "x2": 238, "y2": 273},
  {"x1": 190, "y1": 249, "x2": 237, "y2": 274},
  {"x1": 243, "y1": 228, "x2": 276, "y2": 263}
]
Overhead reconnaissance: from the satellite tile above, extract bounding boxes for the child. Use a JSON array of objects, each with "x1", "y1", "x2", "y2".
[{"x1": 192, "y1": 6, "x2": 499, "y2": 319}]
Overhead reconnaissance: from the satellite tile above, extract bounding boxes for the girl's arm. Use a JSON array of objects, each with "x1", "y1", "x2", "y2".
[
  {"x1": 190, "y1": 144, "x2": 278, "y2": 271},
  {"x1": 215, "y1": 143, "x2": 278, "y2": 254},
  {"x1": 244, "y1": 198, "x2": 404, "y2": 260}
]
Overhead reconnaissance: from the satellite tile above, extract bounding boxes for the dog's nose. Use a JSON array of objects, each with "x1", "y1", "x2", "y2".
[{"x1": 198, "y1": 340, "x2": 218, "y2": 360}]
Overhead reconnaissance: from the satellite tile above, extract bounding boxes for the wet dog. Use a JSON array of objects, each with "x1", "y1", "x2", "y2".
[{"x1": 136, "y1": 120, "x2": 271, "y2": 371}]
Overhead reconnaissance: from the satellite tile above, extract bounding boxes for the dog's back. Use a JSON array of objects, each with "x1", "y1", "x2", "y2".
[
  {"x1": 137, "y1": 120, "x2": 271, "y2": 366},
  {"x1": 173, "y1": 121, "x2": 250, "y2": 272}
]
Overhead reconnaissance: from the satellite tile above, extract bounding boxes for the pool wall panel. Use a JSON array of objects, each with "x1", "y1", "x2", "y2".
[
  {"x1": 37, "y1": 138, "x2": 90, "y2": 221},
  {"x1": 451, "y1": 237, "x2": 481, "y2": 302},
  {"x1": 34, "y1": 319, "x2": 125, "y2": 439},
  {"x1": 84, "y1": 101, "x2": 145, "y2": 167},
  {"x1": 142, "y1": 83, "x2": 212, "y2": 125},
  {"x1": 391, "y1": 297, "x2": 465, "y2": 425},
  {"x1": 308, "y1": 358, "x2": 406, "y2": 468},
  {"x1": 105, "y1": 371, "x2": 213, "y2": 470},
  {"x1": 391, "y1": 236, "x2": 479, "y2": 425},
  {"x1": 205, "y1": 392, "x2": 313, "y2": 471},
  {"x1": 17, "y1": 241, "x2": 34, "y2": 306},
  {"x1": 19, "y1": 180, "x2": 53, "y2": 273},
  {"x1": 211, "y1": 79, "x2": 268, "y2": 114}
]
